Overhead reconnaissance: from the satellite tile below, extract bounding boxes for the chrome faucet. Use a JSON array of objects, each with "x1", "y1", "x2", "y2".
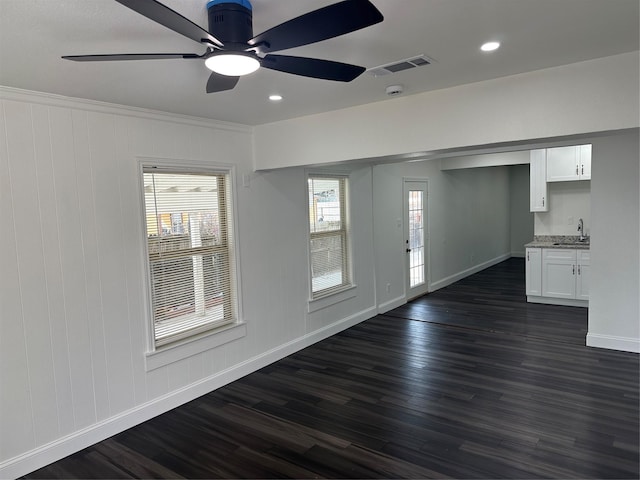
[{"x1": 578, "y1": 218, "x2": 586, "y2": 241}]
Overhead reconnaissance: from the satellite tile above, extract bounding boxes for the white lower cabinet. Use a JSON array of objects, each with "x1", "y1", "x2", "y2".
[
  {"x1": 542, "y1": 249, "x2": 577, "y2": 299},
  {"x1": 525, "y1": 248, "x2": 542, "y2": 296},
  {"x1": 526, "y1": 247, "x2": 589, "y2": 306},
  {"x1": 576, "y1": 250, "x2": 590, "y2": 301}
]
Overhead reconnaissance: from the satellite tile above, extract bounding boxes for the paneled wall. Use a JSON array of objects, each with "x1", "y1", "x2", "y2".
[{"x1": 0, "y1": 90, "x2": 377, "y2": 476}]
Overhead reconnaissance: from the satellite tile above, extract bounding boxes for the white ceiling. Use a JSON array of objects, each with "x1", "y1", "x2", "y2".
[{"x1": 1, "y1": 0, "x2": 638, "y2": 126}]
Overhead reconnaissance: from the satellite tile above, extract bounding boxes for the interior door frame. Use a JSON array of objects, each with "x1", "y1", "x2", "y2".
[{"x1": 403, "y1": 177, "x2": 430, "y2": 301}]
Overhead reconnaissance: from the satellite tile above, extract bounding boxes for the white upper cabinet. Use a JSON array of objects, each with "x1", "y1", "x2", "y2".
[
  {"x1": 579, "y1": 144, "x2": 592, "y2": 180},
  {"x1": 546, "y1": 144, "x2": 592, "y2": 182},
  {"x1": 530, "y1": 149, "x2": 548, "y2": 212}
]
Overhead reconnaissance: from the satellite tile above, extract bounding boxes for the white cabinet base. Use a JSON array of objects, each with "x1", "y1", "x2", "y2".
[
  {"x1": 527, "y1": 296, "x2": 588, "y2": 308},
  {"x1": 526, "y1": 246, "x2": 589, "y2": 308}
]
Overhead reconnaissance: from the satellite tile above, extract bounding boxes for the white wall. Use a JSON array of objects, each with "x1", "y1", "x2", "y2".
[
  {"x1": 254, "y1": 52, "x2": 639, "y2": 170},
  {"x1": 534, "y1": 182, "x2": 591, "y2": 236},
  {"x1": 0, "y1": 89, "x2": 378, "y2": 477},
  {"x1": 439, "y1": 156, "x2": 533, "y2": 257},
  {"x1": 587, "y1": 130, "x2": 640, "y2": 352},
  {"x1": 373, "y1": 160, "x2": 512, "y2": 310}
]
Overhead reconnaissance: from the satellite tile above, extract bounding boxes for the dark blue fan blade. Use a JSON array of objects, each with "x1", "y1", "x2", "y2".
[
  {"x1": 206, "y1": 72, "x2": 240, "y2": 93},
  {"x1": 261, "y1": 55, "x2": 365, "y2": 82},
  {"x1": 62, "y1": 53, "x2": 201, "y2": 61},
  {"x1": 249, "y1": 0, "x2": 383, "y2": 53},
  {"x1": 115, "y1": 0, "x2": 223, "y2": 47}
]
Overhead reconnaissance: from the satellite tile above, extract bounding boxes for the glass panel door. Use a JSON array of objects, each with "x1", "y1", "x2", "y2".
[{"x1": 404, "y1": 180, "x2": 429, "y2": 300}]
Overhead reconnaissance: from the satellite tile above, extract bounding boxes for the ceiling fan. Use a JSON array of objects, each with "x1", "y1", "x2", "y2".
[{"x1": 62, "y1": 0, "x2": 383, "y2": 93}]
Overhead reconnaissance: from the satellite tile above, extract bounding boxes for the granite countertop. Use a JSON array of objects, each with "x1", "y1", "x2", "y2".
[{"x1": 525, "y1": 235, "x2": 590, "y2": 250}]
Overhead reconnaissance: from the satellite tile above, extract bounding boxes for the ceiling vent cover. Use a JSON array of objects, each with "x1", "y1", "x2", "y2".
[{"x1": 367, "y1": 55, "x2": 433, "y2": 77}]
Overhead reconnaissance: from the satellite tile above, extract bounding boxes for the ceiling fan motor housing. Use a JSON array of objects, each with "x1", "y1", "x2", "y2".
[{"x1": 207, "y1": 0, "x2": 253, "y2": 44}]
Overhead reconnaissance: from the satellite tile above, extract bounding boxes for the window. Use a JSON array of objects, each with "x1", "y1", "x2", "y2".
[
  {"x1": 142, "y1": 168, "x2": 236, "y2": 348},
  {"x1": 308, "y1": 175, "x2": 351, "y2": 298}
]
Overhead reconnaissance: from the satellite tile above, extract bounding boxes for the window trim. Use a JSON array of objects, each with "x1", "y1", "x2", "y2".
[
  {"x1": 307, "y1": 172, "x2": 354, "y2": 302},
  {"x1": 145, "y1": 321, "x2": 246, "y2": 371},
  {"x1": 137, "y1": 157, "x2": 244, "y2": 367},
  {"x1": 307, "y1": 284, "x2": 357, "y2": 313}
]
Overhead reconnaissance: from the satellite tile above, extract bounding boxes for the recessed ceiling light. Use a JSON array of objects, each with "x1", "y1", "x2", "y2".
[
  {"x1": 269, "y1": 94, "x2": 283, "y2": 101},
  {"x1": 481, "y1": 41, "x2": 500, "y2": 52}
]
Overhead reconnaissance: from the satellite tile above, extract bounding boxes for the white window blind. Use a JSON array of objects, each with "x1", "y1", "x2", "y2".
[
  {"x1": 143, "y1": 170, "x2": 236, "y2": 347},
  {"x1": 308, "y1": 175, "x2": 351, "y2": 298}
]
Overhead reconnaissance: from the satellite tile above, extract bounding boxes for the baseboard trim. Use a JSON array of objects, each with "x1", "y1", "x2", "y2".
[
  {"x1": 0, "y1": 306, "x2": 377, "y2": 479},
  {"x1": 527, "y1": 296, "x2": 588, "y2": 308},
  {"x1": 377, "y1": 295, "x2": 406, "y2": 314},
  {"x1": 430, "y1": 253, "x2": 511, "y2": 292},
  {"x1": 586, "y1": 333, "x2": 640, "y2": 353}
]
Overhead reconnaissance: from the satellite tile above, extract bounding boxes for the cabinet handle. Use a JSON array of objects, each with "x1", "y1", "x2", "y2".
[
  {"x1": 581, "y1": 165, "x2": 584, "y2": 175},
  {"x1": 527, "y1": 252, "x2": 530, "y2": 261},
  {"x1": 572, "y1": 265, "x2": 575, "y2": 275},
  {"x1": 576, "y1": 165, "x2": 579, "y2": 175},
  {"x1": 542, "y1": 197, "x2": 545, "y2": 207},
  {"x1": 578, "y1": 265, "x2": 581, "y2": 275}
]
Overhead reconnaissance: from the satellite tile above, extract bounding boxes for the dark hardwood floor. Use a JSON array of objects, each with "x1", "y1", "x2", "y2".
[
  {"x1": 25, "y1": 258, "x2": 639, "y2": 479},
  {"x1": 388, "y1": 258, "x2": 589, "y2": 345}
]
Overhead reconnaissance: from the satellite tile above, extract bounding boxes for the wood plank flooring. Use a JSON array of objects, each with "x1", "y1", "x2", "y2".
[
  {"x1": 24, "y1": 258, "x2": 639, "y2": 479},
  {"x1": 388, "y1": 258, "x2": 589, "y2": 345}
]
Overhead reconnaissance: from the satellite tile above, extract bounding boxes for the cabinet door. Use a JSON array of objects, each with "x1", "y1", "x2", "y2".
[
  {"x1": 576, "y1": 250, "x2": 590, "y2": 300},
  {"x1": 542, "y1": 249, "x2": 577, "y2": 299},
  {"x1": 525, "y1": 248, "x2": 542, "y2": 296},
  {"x1": 529, "y1": 149, "x2": 548, "y2": 212},
  {"x1": 547, "y1": 146, "x2": 579, "y2": 182},
  {"x1": 579, "y1": 144, "x2": 591, "y2": 180}
]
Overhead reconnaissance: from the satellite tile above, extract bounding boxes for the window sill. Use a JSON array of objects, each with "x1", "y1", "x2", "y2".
[
  {"x1": 145, "y1": 321, "x2": 246, "y2": 371},
  {"x1": 308, "y1": 284, "x2": 357, "y2": 313}
]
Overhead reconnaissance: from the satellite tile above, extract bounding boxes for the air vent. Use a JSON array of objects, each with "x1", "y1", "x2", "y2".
[{"x1": 367, "y1": 55, "x2": 433, "y2": 77}]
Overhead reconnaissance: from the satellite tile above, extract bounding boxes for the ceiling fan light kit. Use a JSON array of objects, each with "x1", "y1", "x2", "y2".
[
  {"x1": 481, "y1": 41, "x2": 500, "y2": 52},
  {"x1": 62, "y1": 0, "x2": 384, "y2": 93},
  {"x1": 204, "y1": 52, "x2": 260, "y2": 76}
]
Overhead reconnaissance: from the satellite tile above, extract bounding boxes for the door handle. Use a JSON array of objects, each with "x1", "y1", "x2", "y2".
[{"x1": 406, "y1": 248, "x2": 412, "y2": 253}]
